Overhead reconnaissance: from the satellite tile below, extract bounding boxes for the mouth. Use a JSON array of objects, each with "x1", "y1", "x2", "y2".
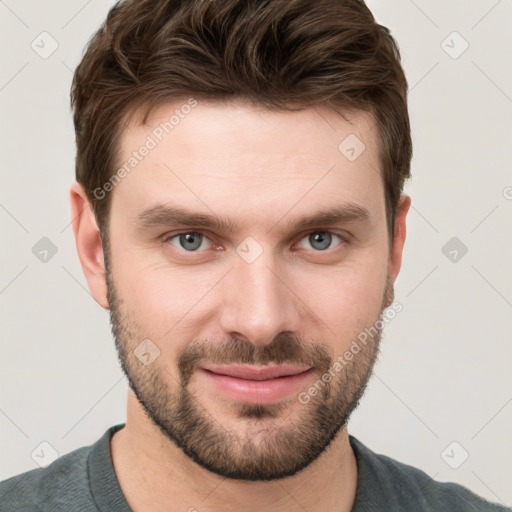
[{"x1": 197, "y1": 364, "x2": 314, "y2": 404}]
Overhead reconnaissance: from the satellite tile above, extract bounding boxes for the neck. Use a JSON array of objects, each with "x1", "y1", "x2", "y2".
[{"x1": 111, "y1": 390, "x2": 358, "y2": 512}]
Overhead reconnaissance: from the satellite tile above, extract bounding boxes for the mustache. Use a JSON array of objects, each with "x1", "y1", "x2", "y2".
[{"x1": 178, "y1": 332, "x2": 333, "y2": 385}]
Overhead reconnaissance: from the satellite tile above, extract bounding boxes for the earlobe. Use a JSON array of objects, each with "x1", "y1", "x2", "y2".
[
  {"x1": 388, "y1": 193, "x2": 411, "y2": 286},
  {"x1": 69, "y1": 181, "x2": 109, "y2": 309}
]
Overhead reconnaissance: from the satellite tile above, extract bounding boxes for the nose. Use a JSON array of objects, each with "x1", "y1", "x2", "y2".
[{"x1": 218, "y1": 249, "x2": 302, "y2": 346}]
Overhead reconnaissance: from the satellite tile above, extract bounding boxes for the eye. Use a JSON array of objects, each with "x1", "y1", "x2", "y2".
[
  {"x1": 166, "y1": 232, "x2": 213, "y2": 252},
  {"x1": 296, "y1": 231, "x2": 344, "y2": 251}
]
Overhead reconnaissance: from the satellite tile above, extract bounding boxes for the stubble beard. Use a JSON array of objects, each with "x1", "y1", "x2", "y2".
[{"x1": 105, "y1": 254, "x2": 392, "y2": 481}]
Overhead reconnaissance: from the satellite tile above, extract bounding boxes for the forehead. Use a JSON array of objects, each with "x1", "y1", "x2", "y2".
[{"x1": 112, "y1": 100, "x2": 384, "y2": 226}]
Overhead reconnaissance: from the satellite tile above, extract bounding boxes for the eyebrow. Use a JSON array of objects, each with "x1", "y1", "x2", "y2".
[{"x1": 135, "y1": 202, "x2": 371, "y2": 235}]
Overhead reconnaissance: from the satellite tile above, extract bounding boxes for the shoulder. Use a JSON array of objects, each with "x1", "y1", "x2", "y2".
[
  {"x1": 0, "y1": 443, "x2": 92, "y2": 512},
  {"x1": 349, "y1": 435, "x2": 511, "y2": 511}
]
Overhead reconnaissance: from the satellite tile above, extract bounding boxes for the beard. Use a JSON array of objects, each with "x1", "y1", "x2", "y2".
[{"x1": 105, "y1": 252, "x2": 393, "y2": 481}]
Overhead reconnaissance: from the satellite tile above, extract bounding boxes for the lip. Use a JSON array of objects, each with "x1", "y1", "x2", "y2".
[
  {"x1": 198, "y1": 364, "x2": 314, "y2": 404},
  {"x1": 201, "y1": 363, "x2": 312, "y2": 380}
]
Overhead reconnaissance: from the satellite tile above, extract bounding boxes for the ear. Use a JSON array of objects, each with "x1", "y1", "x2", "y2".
[
  {"x1": 69, "y1": 182, "x2": 109, "y2": 309},
  {"x1": 387, "y1": 194, "x2": 411, "y2": 300}
]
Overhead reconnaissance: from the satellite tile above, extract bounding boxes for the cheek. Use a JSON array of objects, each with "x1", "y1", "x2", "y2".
[
  {"x1": 110, "y1": 227, "x2": 389, "y2": 349},
  {"x1": 115, "y1": 256, "x2": 221, "y2": 340},
  {"x1": 298, "y1": 257, "x2": 388, "y2": 343}
]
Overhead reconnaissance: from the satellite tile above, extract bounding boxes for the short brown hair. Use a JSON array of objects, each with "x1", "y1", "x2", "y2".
[{"x1": 71, "y1": 0, "x2": 412, "y2": 243}]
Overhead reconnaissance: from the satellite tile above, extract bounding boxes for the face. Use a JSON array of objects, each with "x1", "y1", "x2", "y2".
[{"x1": 104, "y1": 100, "x2": 397, "y2": 481}]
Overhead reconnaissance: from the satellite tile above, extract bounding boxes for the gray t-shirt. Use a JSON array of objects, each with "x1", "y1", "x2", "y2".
[{"x1": 0, "y1": 424, "x2": 509, "y2": 511}]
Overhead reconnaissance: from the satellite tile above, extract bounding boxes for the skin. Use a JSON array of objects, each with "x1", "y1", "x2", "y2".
[{"x1": 70, "y1": 99, "x2": 410, "y2": 512}]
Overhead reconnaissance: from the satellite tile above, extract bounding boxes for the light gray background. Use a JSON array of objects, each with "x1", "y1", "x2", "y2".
[{"x1": 1, "y1": 0, "x2": 511, "y2": 506}]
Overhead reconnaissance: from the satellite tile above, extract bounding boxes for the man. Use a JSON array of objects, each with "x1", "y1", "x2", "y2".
[{"x1": 0, "y1": 0, "x2": 508, "y2": 511}]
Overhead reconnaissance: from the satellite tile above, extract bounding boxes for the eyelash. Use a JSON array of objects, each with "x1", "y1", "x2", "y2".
[{"x1": 161, "y1": 230, "x2": 349, "y2": 254}]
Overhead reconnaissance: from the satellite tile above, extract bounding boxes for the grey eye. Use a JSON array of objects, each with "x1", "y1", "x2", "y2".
[
  {"x1": 309, "y1": 232, "x2": 332, "y2": 250},
  {"x1": 297, "y1": 232, "x2": 343, "y2": 251},
  {"x1": 170, "y1": 232, "x2": 211, "y2": 251}
]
